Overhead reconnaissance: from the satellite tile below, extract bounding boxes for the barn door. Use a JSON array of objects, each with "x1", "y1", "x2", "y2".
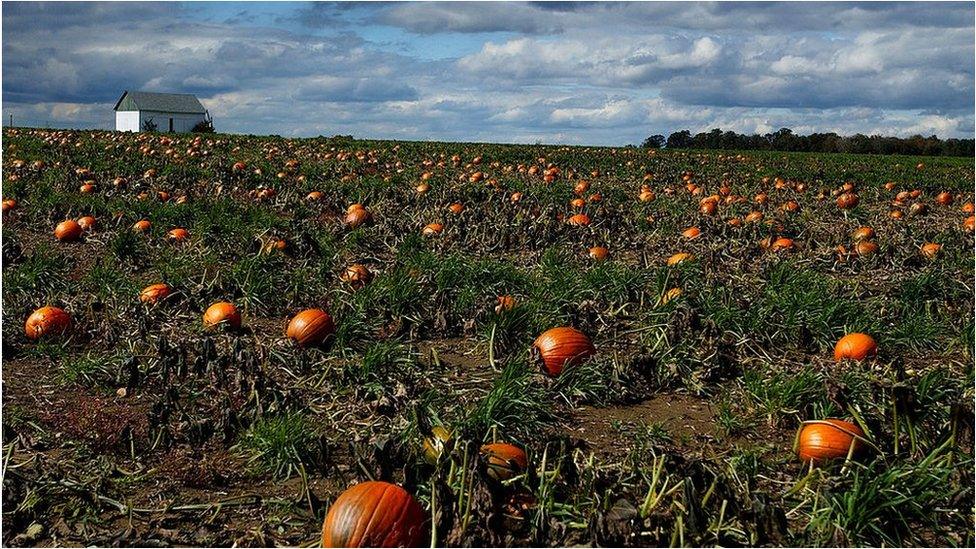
[{"x1": 168, "y1": 118, "x2": 174, "y2": 132}]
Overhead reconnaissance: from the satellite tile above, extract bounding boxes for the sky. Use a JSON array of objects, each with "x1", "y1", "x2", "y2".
[{"x1": 2, "y1": 1, "x2": 974, "y2": 145}]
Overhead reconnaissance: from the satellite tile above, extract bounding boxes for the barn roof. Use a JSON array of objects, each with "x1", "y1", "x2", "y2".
[{"x1": 114, "y1": 91, "x2": 206, "y2": 114}]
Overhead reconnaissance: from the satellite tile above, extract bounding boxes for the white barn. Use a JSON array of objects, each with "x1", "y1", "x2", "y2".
[{"x1": 113, "y1": 90, "x2": 208, "y2": 133}]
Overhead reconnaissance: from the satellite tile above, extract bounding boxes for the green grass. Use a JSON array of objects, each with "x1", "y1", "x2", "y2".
[{"x1": 235, "y1": 412, "x2": 321, "y2": 480}]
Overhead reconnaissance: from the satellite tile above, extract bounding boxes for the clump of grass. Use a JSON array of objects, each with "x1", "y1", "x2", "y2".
[
  {"x1": 235, "y1": 412, "x2": 320, "y2": 480},
  {"x1": 461, "y1": 360, "x2": 557, "y2": 442},
  {"x1": 800, "y1": 443, "x2": 970, "y2": 546},
  {"x1": 741, "y1": 365, "x2": 826, "y2": 427}
]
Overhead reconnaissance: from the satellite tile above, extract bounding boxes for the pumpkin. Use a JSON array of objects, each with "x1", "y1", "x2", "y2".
[
  {"x1": 908, "y1": 202, "x2": 928, "y2": 217},
  {"x1": 833, "y1": 333, "x2": 877, "y2": 361},
  {"x1": 796, "y1": 419, "x2": 865, "y2": 464},
  {"x1": 588, "y1": 246, "x2": 609, "y2": 261},
  {"x1": 962, "y1": 202, "x2": 975, "y2": 214},
  {"x1": 754, "y1": 192, "x2": 768, "y2": 205},
  {"x1": 480, "y1": 443, "x2": 528, "y2": 481},
  {"x1": 77, "y1": 216, "x2": 97, "y2": 231},
  {"x1": 889, "y1": 209, "x2": 904, "y2": 220},
  {"x1": 54, "y1": 220, "x2": 83, "y2": 241},
  {"x1": 203, "y1": 302, "x2": 241, "y2": 330},
  {"x1": 567, "y1": 213, "x2": 591, "y2": 226},
  {"x1": 638, "y1": 190, "x2": 655, "y2": 202},
  {"x1": 781, "y1": 201, "x2": 799, "y2": 213},
  {"x1": 422, "y1": 426, "x2": 452, "y2": 464},
  {"x1": 700, "y1": 201, "x2": 717, "y2": 215},
  {"x1": 345, "y1": 208, "x2": 372, "y2": 229},
  {"x1": 448, "y1": 203, "x2": 464, "y2": 215},
  {"x1": 79, "y1": 183, "x2": 96, "y2": 194},
  {"x1": 347, "y1": 203, "x2": 366, "y2": 213},
  {"x1": 133, "y1": 219, "x2": 151, "y2": 233},
  {"x1": 533, "y1": 327, "x2": 595, "y2": 376},
  {"x1": 167, "y1": 228, "x2": 189, "y2": 242},
  {"x1": 321, "y1": 481, "x2": 426, "y2": 548},
  {"x1": 965, "y1": 216, "x2": 975, "y2": 231},
  {"x1": 836, "y1": 192, "x2": 859, "y2": 209},
  {"x1": 666, "y1": 252, "x2": 693, "y2": 266},
  {"x1": 935, "y1": 192, "x2": 953, "y2": 206},
  {"x1": 727, "y1": 217, "x2": 742, "y2": 227},
  {"x1": 495, "y1": 295, "x2": 516, "y2": 314},
  {"x1": 920, "y1": 242, "x2": 941, "y2": 259},
  {"x1": 852, "y1": 227, "x2": 875, "y2": 242},
  {"x1": 588, "y1": 193, "x2": 602, "y2": 203},
  {"x1": 415, "y1": 182, "x2": 430, "y2": 194},
  {"x1": 770, "y1": 237, "x2": 795, "y2": 252},
  {"x1": 659, "y1": 287, "x2": 682, "y2": 306},
  {"x1": 24, "y1": 306, "x2": 71, "y2": 340},
  {"x1": 745, "y1": 211, "x2": 764, "y2": 223},
  {"x1": 510, "y1": 192, "x2": 523, "y2": 203},
  {"x1": 422, "y1": 223, "x2": 444, "y2": 237},
  {"x1": 307, "y1": 191, "x2": 324, "y2": 201},
  {"x1": 286, "y1": 308, "x2": 335, "y2": 347},
  {"x1": 140, "y1": 283, "x2": 172, "y2": 304},
  {"x1": 2, "y1": 198, "x2": 17, "y2": 213},
  {"x1": 854, "y1": 240, "x2": 878, "y2": 257},
  {"x1": 573, "y1": 180, "x2": 590, "y2": 195},
  {"x1": 682, "y1": 227, "x2": 701, "y2": 239},
  {"x1": 569, "y1": 198, "x2": 586, "y2": 209},
  {"x1": 341, "y1": 264, "x2": 372, "y2": 287}
]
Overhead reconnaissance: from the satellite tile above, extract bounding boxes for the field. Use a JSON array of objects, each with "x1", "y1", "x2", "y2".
[{"x1": 2, "y1": 128, "x2": 974, "y2": 547}]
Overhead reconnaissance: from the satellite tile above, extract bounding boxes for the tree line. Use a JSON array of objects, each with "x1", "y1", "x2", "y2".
[{"x1": 641, "y1": 128, "x2": 974, "y2": 157}]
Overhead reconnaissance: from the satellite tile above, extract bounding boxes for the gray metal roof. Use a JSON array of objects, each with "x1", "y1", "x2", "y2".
[{"x1": 113, "y1": 91, "x2": 206, "y2": 114}]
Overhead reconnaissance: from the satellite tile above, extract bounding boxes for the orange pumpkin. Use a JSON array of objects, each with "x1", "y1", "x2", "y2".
[
  {"x1": 344, "y1": 208, "x2": 372, "y2": 229},
  {"x1": 570, "y1": 198, "x2": 586, "y2": 209},
  {"x1": 745, "y1": 211, "x2": 764, "y2": 224},
  {"x1": 836, "y1": 192, "x2": 859, "y2": 209},
  {"x1": 340, "y1": 264, "x2": 372, "y2": 287},
  {"x1": 567, "y1": 213, "x2": 591, "y2": 226},
  {"x1": 415, "y1": 182, "x2": 431, "y2": 194},
  {"x1": 638, "y1": 190, "x2": 656, "y2": 202},
  {"x1": 533, "y1": 327, "x2": 595, "y2": 376},
  {"x1": 833, "y1": 333, "x2": 878, "y2": 361},
  {"x1": 964, "y1": 216, "x2": 975, "y2": 231},
  {"x1": 796, "y1": 419, "x2": 865, "y2": 464},
  {"x1": 2, "y1": 198, "x2": 17, "y2": 213},
  {"x1": 935, "y1": 192, "x2": 953, "y2": 206},
  {"x1": 920, "y1": 242, "x2": 941, "y2": 259},
  {"x1": 422, "y1": 223, "x2": 444, "y2": 237},
  {"x1": 854, "y1": 240, "x2": 878, "y2": 257},
  {"x1": 24, "y1": 306, "x2": 72, "y2": 340},
  {"x1": 510, "y1": 192, "x2": 523, "y2": 203},
  {"x1": 321, "y1": 481, "x2": 426, "y2": 548},
  {"x1": 962, "y1": 202, "x2": 975, "y2": 214},
  {"x1": 666, "y1": 252, "x2": 693, "y2": 266},
  {"x1": 448, "y1": 202, "x2": 465, "y2": 215},
  {"x1": 659, "y1": 287, "x2": 683, "y2": 306},
  {"x1": 133, "y1": 219, "x2": 151, "y2": 232},
  {"x1": 77, "y1": 216, "x2": 97, "y2": 231},
  {"x1": 54, "y1": 220, "x2": 82, "y2": 242},
  {"x1": 480, "y1": 443, "x2": 528, "y2": 481},
  {"x1": 770, "y1": 237, "x2": 795, "y2": 252},
  {"x1": 852, "y1": 227, "x2": 875, "y2": 242},
  {"x1": 682, "y1": 227, "x2": 701, "y2": 239},
  {"x1": 286, "y1": 309, "x2": 335, "y2": 347},
  {"x1": 306, "y1": 191, "x2": 324, "y2": 201},
  {"x1": 588, "y1": 246, "x2": 609, "y2": 261},
  {"x1": 167, "y1": 228, "x2": 189, "y2": 242},
  {"x1": 495, "y1": 295, "x2": 516, "y2": 314},
  {"x1": 140, "y1": 283, "x2": 172, "y2": 304},
  {"x1": 203, "y1": 302, "x2": 241, "y2": 330}
]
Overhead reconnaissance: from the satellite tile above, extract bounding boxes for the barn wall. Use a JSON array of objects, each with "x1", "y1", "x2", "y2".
[
  {"x1": 115, "y1": 111, "x2": 141, "y2": 132},
  {"x1": 138, "y1": 111, "x2": 206, "y2": 133}
]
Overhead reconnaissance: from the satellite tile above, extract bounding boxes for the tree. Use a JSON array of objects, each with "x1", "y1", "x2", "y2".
[
  {"x1": 642, "y1": 134, "x2": 665, "y2": 149},
  {"x1": 666, "y1": 130, "x2": 692, "y2": 149},
  {"x1": 192, "y1": 111, "x2": 215, "y2": 133}
]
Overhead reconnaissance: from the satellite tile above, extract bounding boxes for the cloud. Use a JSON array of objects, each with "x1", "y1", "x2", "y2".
[{"x1": 1, "y1": 2, "x2": 973, "y2": 143}]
